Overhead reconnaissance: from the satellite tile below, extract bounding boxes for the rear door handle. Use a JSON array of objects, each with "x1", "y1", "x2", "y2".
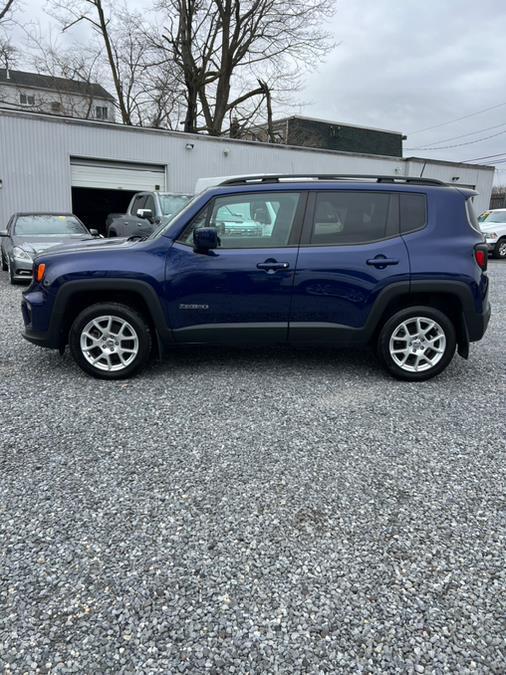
[
  {"x1": 366, "y1": 256, "x2": 399, "y2": 269},
  {"x1": 257, "y1": 259, "x2": 290, "y2": 272}
]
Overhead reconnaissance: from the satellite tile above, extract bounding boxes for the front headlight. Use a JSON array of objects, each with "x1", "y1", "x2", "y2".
[{"x1": 12, "y1": 246, "x2": 33, "y2": 261}]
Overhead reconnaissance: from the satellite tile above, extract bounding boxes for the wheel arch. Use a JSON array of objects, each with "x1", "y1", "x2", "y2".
[
  {"x1": 53, "y1": 279, "x2": 173, "y2": 355},
  {"x1": 367, "y1": 281, "x2": 476, "y2": 358}
]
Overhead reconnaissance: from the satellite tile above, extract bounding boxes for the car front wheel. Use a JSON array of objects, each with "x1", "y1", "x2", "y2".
[
  {"x1": 69, "y1": 303, "x2": 152, "y2": 379},
  {"x1": 1, "y1": 250, "x2": 7, "y2": 271},
  {"x1": 377, "y1": 306, "x2": 456, "y2": 381}
]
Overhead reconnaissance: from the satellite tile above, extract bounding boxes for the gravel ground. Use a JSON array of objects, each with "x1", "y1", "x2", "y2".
[{"x1": 0, "y1": 263, "x2": 505, "y2": 674}]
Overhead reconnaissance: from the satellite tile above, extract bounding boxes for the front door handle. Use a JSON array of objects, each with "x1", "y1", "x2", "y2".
[
  {"x1": 257, "y1": 259, "x2": 290, "y2": 272},
  {"x1": 366, "y1": 255, "x2": 399, "y2": 269}
]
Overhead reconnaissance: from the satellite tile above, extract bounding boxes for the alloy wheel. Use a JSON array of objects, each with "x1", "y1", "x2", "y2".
[
  {"x1": 389, "y1": 316, "x2": 446, "y2": 373},
  {"x1": 80, "y1": 315, "x2": 139, "y2": 372}
]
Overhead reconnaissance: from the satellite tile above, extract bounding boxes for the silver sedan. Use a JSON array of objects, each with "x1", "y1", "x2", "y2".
[{"x1": 0, "y1": 213, "x2": 99, "y2": 284}]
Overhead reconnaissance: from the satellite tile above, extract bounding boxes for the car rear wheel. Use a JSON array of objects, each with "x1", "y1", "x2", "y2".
[
  {"x1": 377, "y1": 306, "x2": 456, "y2": 381},
  {"x1": 69, "y1": 303, "x2": 152, "y2": 379},
  {"x1": 493, "y1": 238, "x2": 506, "y2": 259}
]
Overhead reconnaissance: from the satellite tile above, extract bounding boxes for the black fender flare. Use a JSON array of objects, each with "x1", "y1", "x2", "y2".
[{"x1": 49, "y1": 279, "x2": 174, "y2": 351}]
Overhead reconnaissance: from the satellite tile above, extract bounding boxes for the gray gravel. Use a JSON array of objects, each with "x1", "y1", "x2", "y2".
[{"x1": 0, "y1": 263, "x2": 505, "y2": 674}]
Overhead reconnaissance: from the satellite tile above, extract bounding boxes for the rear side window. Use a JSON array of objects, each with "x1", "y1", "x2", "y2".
[
  {"x1": 399, "y1": 193, "x2": 427, "y2": 234},
  {"x1": 309, "y1": 191, "x2": 397, "y2": 245}
]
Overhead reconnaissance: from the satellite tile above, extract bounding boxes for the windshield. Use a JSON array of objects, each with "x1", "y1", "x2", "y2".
[
  {"x1": 14, "y1": 215, "x2": 87, "y2": 236},
  {"x1": 159, "y1": 194, "x2": 192, "y2": 216},
  {"x1": 149, "y1": 194, "x2": 202, "y2": 239},
  {"x1": 481, "y1": 211, "x2": 506, "y2": 224}
]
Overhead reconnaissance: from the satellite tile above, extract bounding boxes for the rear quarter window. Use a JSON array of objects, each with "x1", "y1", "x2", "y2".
[
  {"x1": 399, "y1": 193, "x2": 427, "y2": 234},
  {"x1": 466, "y1": 199, "x2": 481, "y2": 233}
]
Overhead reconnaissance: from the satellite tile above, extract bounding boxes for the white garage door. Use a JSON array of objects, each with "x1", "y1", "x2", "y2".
[{"x1": 70, "y1": 158, "x2": 166, "y2": 191}]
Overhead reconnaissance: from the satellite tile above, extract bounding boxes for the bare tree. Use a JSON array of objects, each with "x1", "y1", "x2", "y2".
[
  {"x1": 50, "y1": 0, "x2": 135, "y2": 123},
  {"x1": 49, "y1": 1, "x2": 182, "y2": 127},
  {"x1": 24, "y1": 29, "x2": 107, "y2": 118},
  {"x1": 158, "y1": 0, "x2": 335, "y2": 136},
  {"x1": 0, "y1": 0, "x2": 15, "y2": 22}
]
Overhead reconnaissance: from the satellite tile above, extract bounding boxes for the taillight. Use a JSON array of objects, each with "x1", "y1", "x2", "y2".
[{"x1": 474, "y1": 245, "x2": 488, "y2": 271}]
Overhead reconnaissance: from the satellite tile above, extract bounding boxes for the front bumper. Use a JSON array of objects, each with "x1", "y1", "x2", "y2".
[
  {"x1": 21, "y1": 289, "x2": 61, "y2": 350},
  {"x1": 11, "y1": 257, "x2": 33, "y2": 280},
  {"x1": 22, "y1": 325, "x2": 55, "y2": 348}
]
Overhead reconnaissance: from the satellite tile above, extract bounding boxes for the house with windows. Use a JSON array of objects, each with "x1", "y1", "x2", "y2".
[{"x1": 0, "y1": 68, "x2": 115, "y2": 121}]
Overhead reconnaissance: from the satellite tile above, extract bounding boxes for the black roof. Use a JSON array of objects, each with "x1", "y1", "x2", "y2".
[{"x1": 0, "y1": 69, "x2": 115, "y2": 101}]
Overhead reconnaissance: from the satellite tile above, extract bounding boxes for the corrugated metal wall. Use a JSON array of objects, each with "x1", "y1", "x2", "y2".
[{"x1": 0, "y1": 110, "x2": 495, "y2": 225}]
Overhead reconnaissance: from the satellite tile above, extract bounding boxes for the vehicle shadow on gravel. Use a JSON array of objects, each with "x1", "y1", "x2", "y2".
[
  {"x1": 36, "y1": 338, "x2": 479, "y2": 384},
  {"x1": 143, "y1": 344, "x2": 460, "y2": 383}
]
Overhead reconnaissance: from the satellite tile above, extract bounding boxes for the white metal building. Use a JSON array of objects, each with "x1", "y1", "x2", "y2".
[{"x1": 0, "y1": 108, "x2": 495, "y2": 232}]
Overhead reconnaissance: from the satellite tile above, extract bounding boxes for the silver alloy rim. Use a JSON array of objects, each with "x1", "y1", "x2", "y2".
[
  {"x1": 389, "y1": 316, "x2": 446, "y2": 373},
  {"x1": 499, "y1": 241, "x2": 506, "y2": 257},
  {"x1": 80, "y1": 315, "x2": 139, "y2": 372}
]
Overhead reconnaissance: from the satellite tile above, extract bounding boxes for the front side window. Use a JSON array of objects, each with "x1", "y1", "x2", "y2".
[
  {"x1": 14, "y1": 215, "x2": 87, "y2": 236},
  {"x1": 144, "y1": 195, "x2": 155, "y2": 215},
  {"x1": 178, "y1": 192, "x2": 302, "y2": 249},
  {"x1": 133, "y1": 194, "x2": 147, "y2": 213},
  {"x1": 309, "y1": 191, "x2": 397, "y2": 245}
]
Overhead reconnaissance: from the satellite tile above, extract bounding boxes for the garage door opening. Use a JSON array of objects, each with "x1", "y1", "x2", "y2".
[
  {"x1": 72, "y1": 187, "x2": 136, "y2": 234},
  {"x1": 70, "y1": 157, "x2": 167, "y2": 234}
]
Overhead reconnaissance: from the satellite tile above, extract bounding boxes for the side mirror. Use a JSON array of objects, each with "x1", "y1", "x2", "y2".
[
  {"x1": 193, "y1": 227, "x2": 219, "y2": 251},
  {"x1": 89, "y1": 228, "x2": 99, "y2": 237},
  {"x1": 137, "y1": 208, "x2": 153, "y2": 220},
  {"x1": 0, "y1": 230, "x2": 7, "y2": 237}
]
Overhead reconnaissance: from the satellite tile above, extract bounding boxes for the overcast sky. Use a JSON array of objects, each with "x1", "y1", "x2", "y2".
[{"x1": 15, "y1": 0, "x2": 506, "y2": 176}]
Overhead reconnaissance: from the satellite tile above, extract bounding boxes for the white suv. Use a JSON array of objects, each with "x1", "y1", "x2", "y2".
[{"x1": 479, "y1": 209, "x2": 506, "y2": 259}]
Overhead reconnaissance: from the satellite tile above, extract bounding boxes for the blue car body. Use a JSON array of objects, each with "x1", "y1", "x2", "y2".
[{"x1": 21, "y1": 177, "x2": 491, "y2": 378}]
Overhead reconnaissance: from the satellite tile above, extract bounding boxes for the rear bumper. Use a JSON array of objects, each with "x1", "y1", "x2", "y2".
[{"x1": 466, "y1": 301, "x2": 491, "y2": 342}]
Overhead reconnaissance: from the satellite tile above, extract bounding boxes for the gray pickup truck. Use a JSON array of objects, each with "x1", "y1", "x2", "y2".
[{"x1": 107, "y1": 191, "x2": 192, "y2": 238}]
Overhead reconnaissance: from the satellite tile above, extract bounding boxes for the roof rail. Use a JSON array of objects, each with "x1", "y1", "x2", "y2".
[{"x1": 218, "y1": 174, "x2": 447, "y2": 187}]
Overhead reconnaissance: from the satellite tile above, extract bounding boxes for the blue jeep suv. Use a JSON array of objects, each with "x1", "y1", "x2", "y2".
[{"x1": 21, "y1": 175, "x2": 491, "y2": 381}]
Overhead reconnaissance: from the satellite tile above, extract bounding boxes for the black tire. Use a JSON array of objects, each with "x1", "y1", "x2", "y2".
[
  {"x1": 377, "y1": 306, "x2": 456, "y2": 381},
  {"x1": 1, "y1": 250, "x2": 7, "y2": 271},
  {"x1": 69, "y1": 302, "x2": 152, "y2": 380},
  {"x1": 493, "y1": 238, "x2": 506, "y2": 259}
]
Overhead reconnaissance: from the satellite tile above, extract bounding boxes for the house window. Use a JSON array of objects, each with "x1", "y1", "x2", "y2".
[
  {"x1": 20, "y1": 93, "x2": 35, "y2": 106},
  {"x1": 51, "y1": 101, "x2": 62, "y2": 113},
  {"x1": 95, "y1": 106, "x2": 108, "y2": 120}
]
